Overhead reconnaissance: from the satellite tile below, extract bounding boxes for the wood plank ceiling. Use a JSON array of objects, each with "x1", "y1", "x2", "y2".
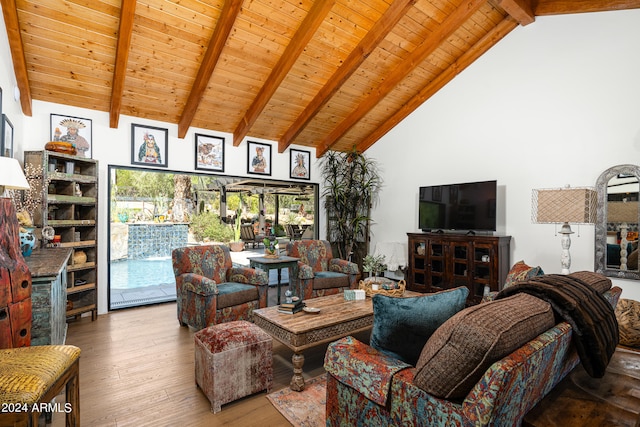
[{"x1": 2, "y1": 0, "x2": 639, "y2": 156}]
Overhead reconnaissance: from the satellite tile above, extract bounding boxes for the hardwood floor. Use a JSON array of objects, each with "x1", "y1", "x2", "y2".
[
  {"x1": 45, "y1": 296, "x2": 640, "y2": 426},
  {"x1": 50, "y1": 302, "x2": 352, "y2": 427}
]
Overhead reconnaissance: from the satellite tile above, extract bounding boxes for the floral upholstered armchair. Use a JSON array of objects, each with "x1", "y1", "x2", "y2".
[
  {"x1": 172, "y1": 244, "x2": 269, "y2": 330},
  {"x1": 285, "y1": 240, "x2": 360, "y2": 300}
]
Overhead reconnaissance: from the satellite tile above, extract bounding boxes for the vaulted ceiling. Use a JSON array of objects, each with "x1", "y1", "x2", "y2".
[{"x1": 2, "y1": 0, "x2": 639, "y2": 156}]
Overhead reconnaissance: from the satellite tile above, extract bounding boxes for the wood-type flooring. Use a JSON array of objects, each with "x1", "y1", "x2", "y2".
[
  {"x1": 48, "y1": 298, "x2": 640, "y2": 426},
  {"x1": 50, "y1": 301, "x2": 348, "y2": 426}
]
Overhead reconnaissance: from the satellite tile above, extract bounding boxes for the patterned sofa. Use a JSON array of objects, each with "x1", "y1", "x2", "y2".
[
  {"x1": 285, "y1": 239, "x2": 360, "y2": 300},
  {"x1": 324, "y1": 275, "x2": 621, "y2": 427},
  {"x1": 172, "y1": 244, "x2": 269, "y2": 330}
]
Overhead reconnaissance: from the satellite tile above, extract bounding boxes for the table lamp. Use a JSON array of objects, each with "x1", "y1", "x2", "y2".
[
  {"x1": 0, "y1": 157, "x2": 30, "y2": 196},
  {"x1": 532, "y1": 185, "x2": 597, "y2": 274},
  {"x1": 607, "y1": 200, "x2": 638, "y2": 270}
]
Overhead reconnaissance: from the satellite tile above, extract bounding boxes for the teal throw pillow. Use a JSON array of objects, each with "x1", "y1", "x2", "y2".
[{"x1": 370, "y1": 286, "x2": 469, "y2": 365}]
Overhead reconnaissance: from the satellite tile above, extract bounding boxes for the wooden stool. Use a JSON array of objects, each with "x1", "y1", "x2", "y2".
[{"x1": 0, "y1": 345, "x2": 81, "y2": 426}]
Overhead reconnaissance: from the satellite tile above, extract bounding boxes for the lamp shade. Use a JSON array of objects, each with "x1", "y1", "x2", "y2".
[
  {"x1": 607, "y1": 201, "x2": 638, "y2": 224},
  {"x1": 532, "y1": 186, "x2": 597, "y2": 224},
  {"x1": 0, "y1": 157, "x2": 29, "y2": 191}
]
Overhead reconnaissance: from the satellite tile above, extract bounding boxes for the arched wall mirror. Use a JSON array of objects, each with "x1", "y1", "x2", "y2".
[{"x1": 595, "y1": 164, "x2": 640, "y2": 279}]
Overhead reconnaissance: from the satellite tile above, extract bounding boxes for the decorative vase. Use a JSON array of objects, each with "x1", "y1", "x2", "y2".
[
  {"x1": 264, "y1": 247, "x2": 279, "y2": 258},
  {"x1": 73, "y1": 250, "x2": 87, "y2": 265},
  {"x1": 19, "y1": 226, "x2": 36, "y2": 257},
  {"x1": 228, "y1": 241, "x2": 245, "y2": 252}
]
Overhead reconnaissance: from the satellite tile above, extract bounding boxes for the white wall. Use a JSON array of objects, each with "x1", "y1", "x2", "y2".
[
  {"x1": 367, "y1": 10, "x2": 640, "y2": 301},
  {"x1": 2, "y1": 7, "x2": 639, "y2": 311},
  {"x1": 0, "y1": 7, "x2": 22, "y2": 156}
]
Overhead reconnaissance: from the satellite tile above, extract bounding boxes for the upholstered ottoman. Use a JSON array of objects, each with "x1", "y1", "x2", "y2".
[{"x1": 194, "y1": 320, "x2": 273, "y2": 413}]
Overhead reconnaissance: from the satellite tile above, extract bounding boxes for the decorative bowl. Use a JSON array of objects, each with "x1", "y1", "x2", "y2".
[{"x1": 359, "y1": 278, "x2": 406, "y2": 297}]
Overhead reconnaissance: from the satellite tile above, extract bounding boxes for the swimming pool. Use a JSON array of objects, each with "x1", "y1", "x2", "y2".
[{"x1": 110, "y1": 256, "x2": 175, "y2": 290}]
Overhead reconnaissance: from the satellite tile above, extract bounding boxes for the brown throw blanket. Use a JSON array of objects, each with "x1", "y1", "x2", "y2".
[{"x1": 496, "y1": 274, "x2": 619, "y2": 378}]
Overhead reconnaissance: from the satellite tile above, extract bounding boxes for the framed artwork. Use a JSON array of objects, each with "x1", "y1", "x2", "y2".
[
  {"x1": 50, "y1": 114, "x2": 93, "y2": 158},
  {"x1": 195, "y1": 133, "x2": 225, "y2": 172},
  {"x1": 1, "y1": 114, "x2": 13, "y2": 158},
  {"x1": 247, "y1": 141, "x2": 271, "y2": 176},
  {"x1": 290, "y1": 148, "x2": 310, "y2": 180},
  {"x1": 131, "y1": 124, "x2": 168, "y2": 168}
]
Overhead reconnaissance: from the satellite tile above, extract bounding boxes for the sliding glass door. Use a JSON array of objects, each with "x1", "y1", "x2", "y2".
[{"x1": 107, "y1": 165, "x2": 318, "y2": 310}]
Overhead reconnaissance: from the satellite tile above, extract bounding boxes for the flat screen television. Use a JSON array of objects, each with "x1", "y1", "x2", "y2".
[{"x1": 419, "y1": 180, "x2": 497, "y2": 233}]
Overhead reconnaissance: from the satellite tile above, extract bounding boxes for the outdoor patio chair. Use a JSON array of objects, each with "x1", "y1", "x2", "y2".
[
  {"x1": 285, "y1": 224, "x2": 304, "y2": 241},
  {"x1": 240, "y1": 224, "x2": 264, "y2": 248},
  {"x1": 172, "y1": 244, "x2": 269, "y2": 330},
  {"x1": 285, "y1": 240, "x2": 360, "y2": 300}
]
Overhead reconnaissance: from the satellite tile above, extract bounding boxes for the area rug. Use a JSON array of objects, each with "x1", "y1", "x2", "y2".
[{"x1": 267, "y1": 374, "x2": 326, "y2": 427}]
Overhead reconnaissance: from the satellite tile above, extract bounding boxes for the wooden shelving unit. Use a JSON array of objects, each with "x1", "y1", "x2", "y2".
[{"x1": 24, "y1": 150, "x2": 98, "y2": 321}]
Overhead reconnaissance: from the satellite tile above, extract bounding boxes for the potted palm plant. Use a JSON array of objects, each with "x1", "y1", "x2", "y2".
[{"x1": 320, "y1": 148, "x2": 382, "y2": 265}]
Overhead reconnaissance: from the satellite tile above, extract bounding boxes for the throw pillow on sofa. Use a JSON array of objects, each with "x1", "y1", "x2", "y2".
[
  {"x1": 503, "y1": 260, "x2": 544, "y2": 288},
  {"x1": 370, "y1": 286, "x2": 469, "y2": 365},
  {"x1": 413, "y1": 293, "x2": 555, "y2": 399},
  {"x1": 567, "y1": 271, "x2": 612, "y2": 294}
]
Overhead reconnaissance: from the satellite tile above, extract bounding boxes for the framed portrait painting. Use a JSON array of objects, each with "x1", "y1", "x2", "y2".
[
  {"x1": 290, "y1": 149, "x2": 310, "y2": 180},
  {"x1": 50, "y1": 114, "x2": 93, "y2": 158},
  {"x1": 195, "y1": 134, "x2": 224, "y2": 172},
  {"x1": 131, "y1": 124, "x2": 168, "y2": 168},
  {"x1": 1, "y1": 114, "x2": 13, "y2": 158},
  {"x1": 247, "y1": 141, "x2": 271, "y2": 176}
]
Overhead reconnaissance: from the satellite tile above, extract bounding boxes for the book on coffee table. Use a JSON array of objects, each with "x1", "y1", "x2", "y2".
[{"x1": 278, "y1": 300, "x2": 304, "y2": 314}]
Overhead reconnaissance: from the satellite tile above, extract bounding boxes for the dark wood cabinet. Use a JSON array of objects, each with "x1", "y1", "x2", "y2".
[{"x1": 407, "y1": 233, "x2": 511, "y2": 305}]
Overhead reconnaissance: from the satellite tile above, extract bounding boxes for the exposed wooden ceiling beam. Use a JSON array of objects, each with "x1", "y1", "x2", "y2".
[
  {"x1": 277, "y1": 0, "x2": 416, "y2": 153},
  {"x1": 356, "y1": 17, "x2": 519, "y2": 154},
  {"x1": 314, "y1": 0, "x2": 486, "y2": 157},
  {"x1": 535, "y1": 0, "x2": 640, "y2": 15},
  {"x1": 1, "y1": 0, "x2": 32, "y2": 116},
  {"x1": 178, "y1": 0, "x2": 243, "y2": 139},
  {"x1": 232, "y1": 0, "x2": 336, "y2": 146},
  {"x1": 496, "y1": 0, "x2": 535, "y2": 25},
  {"x1": 109, "y1": 0, "x2": 137, "y2": 129}
]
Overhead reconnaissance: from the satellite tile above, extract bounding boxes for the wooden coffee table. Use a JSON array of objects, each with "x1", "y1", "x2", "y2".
[{"x1": 252, "y1": 291, "x2": 420, "y2": 391}]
